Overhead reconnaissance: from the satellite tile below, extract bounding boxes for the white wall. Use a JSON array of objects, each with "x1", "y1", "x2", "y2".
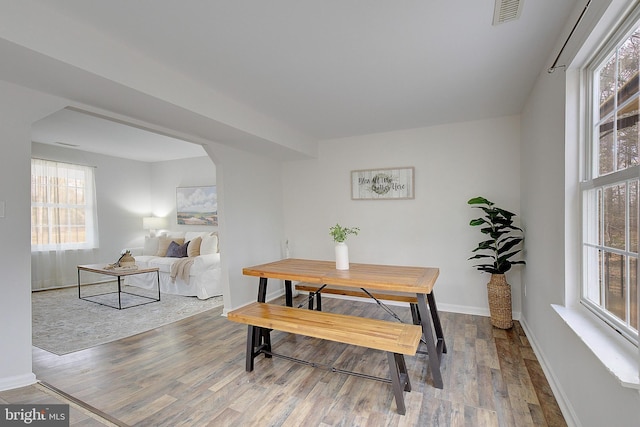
[
  {"x1": 203, "y1": 142, "x2": 286, "y2": 312},
  {"x1": 519, "y1": 1, "x2": 640, "y2": 425},
  {"x1": 0, "y1": 81, "x2": 66, "y2": 390},
  {"x1": 282, "y1": 116, "x2": 523, "y2": 316},
  {"x1": 150, "y1": 156, "x2": 217, "y2": 232},
  {"x1": 521, "y1": 65, "x2": 640, "y2": 427}
]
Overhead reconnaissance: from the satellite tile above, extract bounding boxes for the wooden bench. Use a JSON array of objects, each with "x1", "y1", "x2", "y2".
[
  {"x1": 295, "y1": 282, "x2": 421, "y2": 322},
  {"x1": 228, "y1": 302, "x2": 422, "y2": 415},
  {"x1": 295, "y1": 283, "x2": 448, "y2": 358}
]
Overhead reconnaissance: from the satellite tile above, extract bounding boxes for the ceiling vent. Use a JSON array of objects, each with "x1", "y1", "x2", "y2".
[{"x1": 492, "y1": 0, "x2": 524, "y2": 25}]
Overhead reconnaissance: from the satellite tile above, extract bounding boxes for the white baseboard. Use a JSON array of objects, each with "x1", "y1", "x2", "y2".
[
  {"x1": 436, "y1": 302, "x2": 522, "y2": 320},
  {"x1": 0, "y1": 372, "x2": 36, "y2": 392},
  {"x1": 519, "y1": 317, "x2": 581, "y2": 427},
  {"x1": 303, "y1": 293, "x2": 522, "y2": 320},
  {"x1": 437, "y1": 302, "x2": 490, "y2": 317}
]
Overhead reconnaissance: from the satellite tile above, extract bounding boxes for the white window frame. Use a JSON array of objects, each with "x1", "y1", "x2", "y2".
[
  {"x1": 581, "y1": 7, "x2": 640, "y2": 346},
  {"x1": 31, "y1": 158, "x2": 99, "y2": 251}
]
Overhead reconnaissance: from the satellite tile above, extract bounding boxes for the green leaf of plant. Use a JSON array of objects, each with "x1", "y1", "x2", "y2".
[
  {"x1": 497, "y1": 250, "x2": 521, "y2": 263},
  {"x1": 495, "y1": 208, "x2": 516, "y2": 219},
  {"x1": 473, "y1": 264, "x2": 500, "y2": 274},
  {"x1": 468, "y1": 197, "x2": 493, "y2": 206},
  {"x1": 497, "y1": 238, "x2": 523, "y2": 254},
  {"x1": 468, "y1": 254, "x2": 494, "y2": 260},
  {"x1": 473, "y1": 239, "x2": 495, "y2": 250},
  {"x1": 468, "y1": 197, "x2": 524, "y2": 275}
]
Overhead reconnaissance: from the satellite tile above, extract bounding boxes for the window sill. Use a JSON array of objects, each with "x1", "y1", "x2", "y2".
[{"x1": 552, "y1": 304, "x2": 639, "y2": 389}]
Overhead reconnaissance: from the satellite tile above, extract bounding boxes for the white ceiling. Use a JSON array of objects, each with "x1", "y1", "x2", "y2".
[
  {"x1": 24, "y1": 0, "x2": 577, "y2": 159},
  {"x1": 32, "y1": 109, "x2": 207, "y2": 163}
]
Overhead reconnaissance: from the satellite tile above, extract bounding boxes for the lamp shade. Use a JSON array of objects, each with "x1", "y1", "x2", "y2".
[{"x1": 143, "y1": 216, "x2": 166, "y2": 230}]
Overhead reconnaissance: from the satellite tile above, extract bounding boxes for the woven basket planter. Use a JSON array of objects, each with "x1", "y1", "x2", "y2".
[{"x1": 487, "y1": 273, "x2": 513, "y2": 329}]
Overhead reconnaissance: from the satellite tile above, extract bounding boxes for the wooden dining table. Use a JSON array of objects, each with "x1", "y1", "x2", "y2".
[{"x1": 242, "y1": 258, "x2": 446, "y2": 388}]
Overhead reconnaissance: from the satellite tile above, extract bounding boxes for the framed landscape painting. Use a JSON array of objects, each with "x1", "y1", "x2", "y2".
[{"x1": 176, "y1": 186, "x2": 218, "y2": 226}]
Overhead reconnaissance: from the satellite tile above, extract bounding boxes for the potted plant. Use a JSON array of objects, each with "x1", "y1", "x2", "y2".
[
  {"x1": 329, "y1": 223, "x2": 360, "y2": 270},
  {"x1": 468, "y1": 196, "x2": 525, "y2": 329}
]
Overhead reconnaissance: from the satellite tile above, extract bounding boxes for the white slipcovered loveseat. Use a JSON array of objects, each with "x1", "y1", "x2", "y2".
[{"x1": 126, "y1": 231, "x2": 222, "y2": 300}]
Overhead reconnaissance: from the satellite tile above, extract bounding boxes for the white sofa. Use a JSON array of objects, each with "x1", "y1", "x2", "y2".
[{"x1": 126, "y1": 231, "x2": 222, "y2": 300}]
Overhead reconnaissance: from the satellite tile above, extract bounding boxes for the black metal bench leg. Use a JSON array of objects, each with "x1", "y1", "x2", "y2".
[
  {"x1": 261, "y1": 327, "x2": 272, "y2": 358},
  {"x1": 387, "y1": 352, "x2": 408, "y2": 415},
  {"x1": 246, "y1": 325, "x2": 256, "y2": 372},
  {"x1": 316, "y1": 292, "x2": 322, "y2": 311},
  {"x1": 246, "y1": 325, "x2": 273, "y2": 372},
  {"x1": 396, "y1": 352, "x2": 411, "y2": 392}
]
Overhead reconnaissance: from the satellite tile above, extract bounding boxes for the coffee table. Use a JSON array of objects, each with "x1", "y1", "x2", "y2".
[{"x1": 77, "y1": 264, "x2": 160, "y2": 309}]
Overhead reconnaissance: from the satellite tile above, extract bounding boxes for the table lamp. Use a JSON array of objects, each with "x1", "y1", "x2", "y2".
[{"x1": 143, "y1": 216, "x2": 166, "y2": 237}]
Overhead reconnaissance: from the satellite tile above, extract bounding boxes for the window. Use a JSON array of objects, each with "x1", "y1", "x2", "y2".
[
  {"x1": 31, "y1": 159, "x2": 99, "y2": 250},
  {"x1": 583, "y1": 13, "x2": 640, "y2": 345}
]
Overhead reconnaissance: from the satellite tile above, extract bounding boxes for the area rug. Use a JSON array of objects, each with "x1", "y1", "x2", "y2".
[{"x1": 32, "y1": 283, "x2": 223, "y2": 355}]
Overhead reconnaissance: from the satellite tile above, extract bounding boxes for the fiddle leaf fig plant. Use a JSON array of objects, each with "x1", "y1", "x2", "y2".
[
  {"x1": 329, "y1": 223, "x2": 360, "y2": 243},
  {"x1": 468, "y1": 197, "x2": 525, "y2": 274}
]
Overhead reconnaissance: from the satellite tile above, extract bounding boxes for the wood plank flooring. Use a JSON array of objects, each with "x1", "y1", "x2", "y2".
[{"x1": 12, "y1": 295, "x2": 565, "y2": 426}]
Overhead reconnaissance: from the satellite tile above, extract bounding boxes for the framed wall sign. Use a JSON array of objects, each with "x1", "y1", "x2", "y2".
[
  {"x1": 176, "y1": 186, "x2": 218, "y2": 225},
  {"x1": 351, "y1": 167, "x2": 414, "y2": 200}
]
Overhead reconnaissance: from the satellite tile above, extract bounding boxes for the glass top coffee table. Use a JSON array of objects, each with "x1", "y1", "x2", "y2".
[{"x1": 77, "y1": 264, "x2": 160, "y2": 309}]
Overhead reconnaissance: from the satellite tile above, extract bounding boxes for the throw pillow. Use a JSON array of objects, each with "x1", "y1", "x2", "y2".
[
  {"x1": 200, "y1": 232, "x2": 219, "y2": 255},
  {"x1": 155, "y1": 237, "x2": 185, "y2": 257},
  {"x1": 166, "y1": 240, "x2": 189, "y2": 258},
  {"x1": 187, "y1": 236, "x2": 202, "y2": 257},
  {"x1": 143, "y1": 236, "x2": 159, "y2": 256}
]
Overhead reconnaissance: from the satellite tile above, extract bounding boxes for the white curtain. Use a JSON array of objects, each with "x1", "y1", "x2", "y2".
[{"x1": 31, "y1": 159, "x2": 100, "y2": 290}]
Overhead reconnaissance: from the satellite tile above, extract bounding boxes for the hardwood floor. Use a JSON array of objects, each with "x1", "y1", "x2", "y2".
[
  {"x1": 15, "y1": 295, "x2": 566, "y2": 426},
  {"x1": 0, "y1": 382, "x2": 117, "y2": 426}
]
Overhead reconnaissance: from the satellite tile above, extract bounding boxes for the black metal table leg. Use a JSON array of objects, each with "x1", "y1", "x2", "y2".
[
  {"x1": 308, "y1": 292, "x2": 315, "y2": 309},
  {"x1": 285, "y1": 280, "x2": 293, "y2": 306},
  {"x1": 416, "y1": 294, "x2": 443, "y2": 389},
  {"x1": 427, "y1": 291, "x2": 447, "y2": 354},
  {"x1": 409, "y1": 303, "x2": 420, "y2": 325},
  {"x1": 157, "y1": 270, "x2": 161, "y2": 301},
  {"x1": 257, "y1": 277, "x2": 268, "y2": 302},
  {"x1": 117, "y1": 276, "x2": 122, "y2": 309}
]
